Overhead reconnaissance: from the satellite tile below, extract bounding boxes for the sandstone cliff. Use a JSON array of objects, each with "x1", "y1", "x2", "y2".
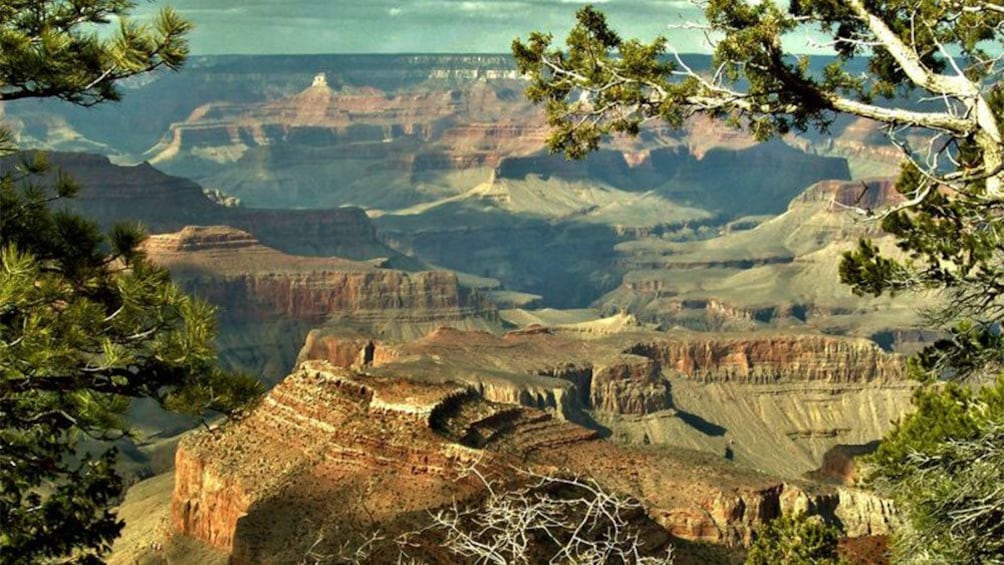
[
  {"x1": 146, "y1": 226, "x2": 500, "y2": 347},
  {"x1": 171, "y1": 361, "x2": 601, "y2": 562},
  {"x1": 626, "y1": 334, "x2": 903, "y2": 384},
  {"x1": 172, "y1": 361, "x2": 898, "y2": 563},
  {"x1": 298, "y1": 327, "x2": 913, "y2": 478}
]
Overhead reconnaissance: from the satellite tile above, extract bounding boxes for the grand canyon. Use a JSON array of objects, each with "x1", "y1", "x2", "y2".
[{"x1": 4, "y1": 52, "x2": 939, "y2": 564}]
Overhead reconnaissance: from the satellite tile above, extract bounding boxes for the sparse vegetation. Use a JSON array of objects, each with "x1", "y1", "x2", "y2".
[
  {"x1": 866, "y1": 377, "x2": 1004, "y2": 564},
  {"x1": 406, "y1": 468, "x2": 674, "y2": 564}
]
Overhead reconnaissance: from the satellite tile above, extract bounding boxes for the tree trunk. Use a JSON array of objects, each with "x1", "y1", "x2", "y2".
[{"x1": 975, "y1": 97, "x2": 1004, "y2": 199}]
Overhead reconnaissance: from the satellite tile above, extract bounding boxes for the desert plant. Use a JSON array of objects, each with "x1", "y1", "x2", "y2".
[{"x1": 745, "y1": 512, "x2": 842, "y2": 565}]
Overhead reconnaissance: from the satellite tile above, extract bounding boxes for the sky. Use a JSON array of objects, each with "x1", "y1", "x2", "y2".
[{"x1": 130, "y1": 0, "x2": 760, "y2": 55}]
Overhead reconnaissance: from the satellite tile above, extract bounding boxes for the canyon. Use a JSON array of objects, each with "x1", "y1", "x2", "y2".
[
  {"x1": 0, "y1": 54, "x2": 933, "y2": 563},
  {"x1": 301, "y1": 326, "x2": 913, "y2": 479},
  {"x1": 5, "y1": 151, "x2": 396, "y2": 261},
  {"x1": 3, "y1": 56, "x2": 891, "y2": 309},
  {"x1": 599, "y1": 178, "x2": 936, "y2": 352}
]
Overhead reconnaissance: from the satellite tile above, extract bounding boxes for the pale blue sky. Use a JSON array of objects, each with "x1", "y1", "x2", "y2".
[{"x1": 132, "y1": 0, "x2": 824, "y2": 55}]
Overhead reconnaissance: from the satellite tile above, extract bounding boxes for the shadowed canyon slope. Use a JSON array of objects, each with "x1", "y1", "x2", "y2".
[
  {"x1": 599, "y1": 179, "x2": 938, "y2": 351},
  {"x1": 2, "y1": 151, "x2": 395, "y2": 261}
]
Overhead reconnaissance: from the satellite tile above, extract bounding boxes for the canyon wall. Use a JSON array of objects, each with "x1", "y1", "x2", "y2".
[
  {"x1": 172, "y1": 361, "x2": 898, "y2": 563},
  {"x1": 4, "y1": 151, "x2": 397, "y2": 261},
  {"x1": 145, "y1": 227, "x2": 500, "y2": 380},
  {"x1": 600, "y1": 178, "x2": 932, "y2": 349},
  {"x1": 299, "y1": 327, "x2": 913, "y2": 478},
  {"x1": 626, "y1": 334, "x2": 903, "y2": 384}
]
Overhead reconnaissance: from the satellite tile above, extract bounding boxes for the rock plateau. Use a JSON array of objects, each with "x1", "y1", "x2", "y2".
[
  {"x1": 145, "y1": 226, "x2": 500, "y2": 381},
  {"x1": 173, "y1": 360, "x2": 901, "y2": 563}
]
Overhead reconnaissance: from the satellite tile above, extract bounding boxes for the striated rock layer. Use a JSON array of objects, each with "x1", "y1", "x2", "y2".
[
  {"x1": 172, "y1": 361, "x2": 898, "y2": 563},
  {"x1": 145, "y1": 226, "x2": 500, "y2": 354},
  {"x1": 297, "y1": 327, "x2": 913, "y2": 478}
]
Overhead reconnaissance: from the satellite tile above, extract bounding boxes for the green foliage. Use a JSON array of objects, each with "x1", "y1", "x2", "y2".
[
  {"x1": 513, "y1": 6, "x2": 679, "y2": 159},
  {"x1": 0, "y1": 154, "x2": 263, "y2": 564},
  {"x1": 745, "y1": 512, "x2": 843, "y2": 565},
  {"x1": 0, "y1": 0, "x2": 191, "y2": 106},
  {"x1": 841, "y1": 96, "x2": 1004, "y2": 379},
  {"x1": 866, "y1": 376, "x2": 1004, "y2": 564},
  {"x1": 0, "y1": 2, "x2": 263, "y2": 562},
  {"x1": 514, "y1": 2, "x2": 1002, "y2": 158}
]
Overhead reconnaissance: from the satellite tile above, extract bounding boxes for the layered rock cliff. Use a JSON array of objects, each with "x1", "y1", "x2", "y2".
[
  {"x1": 172, "y1": 361, "x2": 898, "y2": 562},
  {"x1": 626, "y1": 334, "x2": 903, "y2": 384},
  {"x1": 146, "y1": 226, "x2": 500, "y2": 343},
  {"x1": 298, "y1": 327, "x2": 913, "y2": 478}
]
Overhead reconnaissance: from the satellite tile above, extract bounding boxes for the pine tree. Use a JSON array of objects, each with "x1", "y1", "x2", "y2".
[
  {"x1": 514, "y1": 1, "x2": 1003, "y2": 560},
  {"x1": 0, "y1": 2, "x2": 262, "y2": 562}
]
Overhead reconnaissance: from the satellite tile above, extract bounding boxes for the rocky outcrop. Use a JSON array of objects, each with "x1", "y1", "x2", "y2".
[
  {"x1": 626, "y1": 334, "x2": 905, "y2": 384},
  {"x1": 171, "y1": 362, "x2": 486, "y2": 558},
  {"x1": 296, "y1": 330, "x2": 375, "y2": 368},
  {"x1": 145, "y1": 226, "x2": 500, "y2": 338},
  {"x1": 141, "y1": 225, "x2": 498, "y2": 383},
  {"x1": 170, "y1": 362, "x2": 612, "y2": 561},
  {"x1": 779, "y1": 483, "x2": 899, "y2": 537},
  {"x1": 171, "y1": 361, "x2": 899, "y2": 562},
  {"x1": 793, "y1": 178, "x2": 903, "y2": 210},
  {"x1": 348, "y1": 329, "x2": 906, "y2": 413},
  {"x1": 325, "y1": 328, "x2": 913, "y2": 479},
  {"x1": 591, "y1": 355, "x2": 670, "y2": 414}
]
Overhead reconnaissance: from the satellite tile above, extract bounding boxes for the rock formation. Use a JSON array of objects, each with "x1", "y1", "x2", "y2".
[
  {"x1": 2, "y1": 151, "x2": 398, "y2": 261},
  {"x1": 600, "y1": 178, "x2": 935, "y2": 351},
  {"x1": 144, "y1": 226, "x2": 500, "y2": 380},
  {"x1": 172, "y1": 361, "x2": 899, "y2": 563},
  {"x1": 297, "y1": 327, "x2": 913, "y2": 479}
]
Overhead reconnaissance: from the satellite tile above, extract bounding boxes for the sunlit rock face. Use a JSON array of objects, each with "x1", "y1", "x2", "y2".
[
  {"x1": 143, "y1": 226, "x2": 500, "y2": 381},
  {"x1": 296, "y1": 326, "x2": 913, "y2": 479},
  {"x1": 145, "y1": 226, "x2": 496, "y2": 327},
  {"x1": 172, "y1": 360, "x2": 898, "y2": 563}
]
